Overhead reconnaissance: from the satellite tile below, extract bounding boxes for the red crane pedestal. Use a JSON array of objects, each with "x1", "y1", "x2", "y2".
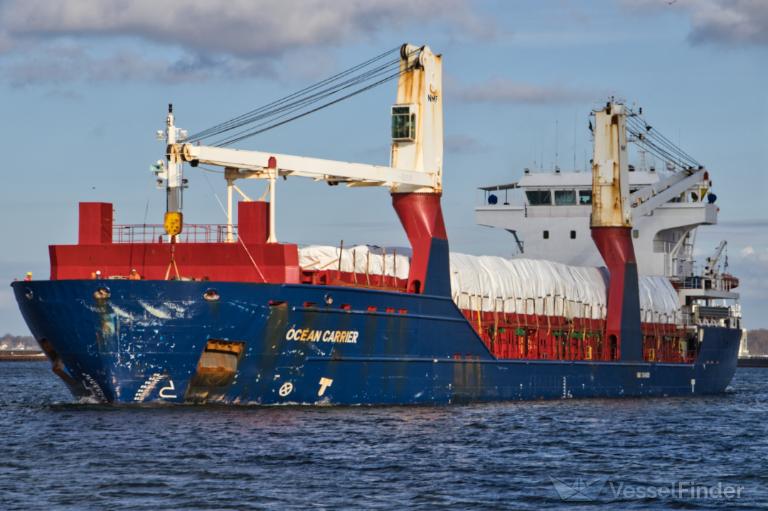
[{"x1": 591, "y1": 226, "x2": 643, "y2": 361}]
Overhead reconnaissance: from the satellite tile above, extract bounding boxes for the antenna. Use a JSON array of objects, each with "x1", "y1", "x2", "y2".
[
  {"x1": 572, "y1": 112, "x2": 577, "y2": 171},
  {"x1": 555, "y1": 119, "x2": 559, "y2": 169}
]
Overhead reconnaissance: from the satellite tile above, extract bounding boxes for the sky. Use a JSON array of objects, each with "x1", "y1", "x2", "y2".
[{"x1": 0, "y1": 0, "x2": 766, "y2": 332}]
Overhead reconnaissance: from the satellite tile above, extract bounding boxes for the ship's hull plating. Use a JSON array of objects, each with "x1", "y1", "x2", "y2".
[{"x1": 12, "y1": 280, "x2": 740, "y2": 405}]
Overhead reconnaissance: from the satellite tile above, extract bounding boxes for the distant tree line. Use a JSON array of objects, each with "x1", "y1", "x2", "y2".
[{"x1": 0, "y1": 334, "x2": 40, "y2": 351}]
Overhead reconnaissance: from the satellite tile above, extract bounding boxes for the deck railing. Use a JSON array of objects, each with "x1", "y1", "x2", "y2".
[
  {"x1": 112, "y1": 224, "x2": 237, "y2": 244},
  {"x1": 678, "y1": 274, "x2": 737, "y2": 293}
]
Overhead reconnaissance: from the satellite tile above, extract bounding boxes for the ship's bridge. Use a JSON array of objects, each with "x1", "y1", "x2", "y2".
[{"x1": 475, "y1": 168, "x2": 718, "y2": 278}]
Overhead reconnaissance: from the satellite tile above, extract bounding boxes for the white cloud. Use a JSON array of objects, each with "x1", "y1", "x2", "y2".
[
  {"x1": 626, "y1": 0, "x2": 768, "y2": 46},
  {"x1": 454, "y1": 78, "x2": 595, "y2": 105},
  {"x1": 685, "y1": 0, "x2": 768, "y2": 46},
  {"x1": 730, "y1": 245, "x2": 768, "y2": 301},
  {"x1": 0, "y1": 0, "x2": 493, "y2": 85},
  {"x1": 5, "y1": 44, "x2": 219, "y2": 87},
  {"x1": 445, "y1": 134, "x2": 489, "y2": 154},
  {"x1": 1, "y1": 0, "x2": 489, "y2": 57}
]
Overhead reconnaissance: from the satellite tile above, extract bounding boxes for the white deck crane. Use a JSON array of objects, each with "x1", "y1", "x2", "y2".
[
  {"x1": 157, "y1": 44, "x2": 443, "y2": 243},
  {"x1": 589, "y1": 100, "x2": 712, "y2": 225},
  {"x1": 624, "y1": 108, "x2": 712, "y2": 221},
  {"x1": 704, "y1": 240, "x2": 727, "y2": 278},
  {"x1": 628, "y1": 167, "x2": 710, "y2": 219}
]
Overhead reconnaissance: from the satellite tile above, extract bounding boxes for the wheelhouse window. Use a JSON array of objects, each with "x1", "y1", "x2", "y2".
[
  {"x1": 554, "y1": 190, "x2": 576, "y2": 205},
  {"x1": 526, "y1": 190, "x2": 552, "y2": 206},
  {"x1": 391, "y1": 105, "x2": 416, "y2": 141},
  {"x1": 578, "y1": 190, "x2": 592, "y2": 205}
]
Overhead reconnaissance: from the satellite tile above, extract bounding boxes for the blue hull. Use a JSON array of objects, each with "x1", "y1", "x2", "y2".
[{"x1": 12, "y1": 280, "x2": 740, "y2": 404}]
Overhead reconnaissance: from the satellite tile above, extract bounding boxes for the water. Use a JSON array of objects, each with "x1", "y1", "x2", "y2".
[{"x1": 0, "y1": 363, "x2": 766, "y2": 510}]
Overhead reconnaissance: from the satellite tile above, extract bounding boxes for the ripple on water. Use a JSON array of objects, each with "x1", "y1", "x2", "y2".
[{"x1": 0, "y1": 362, "x2": 766, "y2": 510}]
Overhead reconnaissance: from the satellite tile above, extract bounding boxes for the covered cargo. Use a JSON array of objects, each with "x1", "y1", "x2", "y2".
[
  {"x1": 299, "y1": 246, "x2": 681, "y2": 324},
  {"x1": 299, "y1": 244, "x2": 410, "y2": 280}
]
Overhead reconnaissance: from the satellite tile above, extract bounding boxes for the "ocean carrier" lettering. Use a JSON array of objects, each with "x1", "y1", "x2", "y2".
[{"x1": 285, "y1": 328, "x2": 359, "y2": 344}]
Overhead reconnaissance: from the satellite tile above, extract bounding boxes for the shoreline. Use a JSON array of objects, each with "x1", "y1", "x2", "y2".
[
  {"x1": 0, "y1": 351, "x2": 47, "y2": 362},
  {"x1": 738, "y1": 356, "x2": 768, "y2": 368}
]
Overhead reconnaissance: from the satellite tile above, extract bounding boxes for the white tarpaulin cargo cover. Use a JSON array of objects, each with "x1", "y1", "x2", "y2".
[
  {"x1": 298, "y1": 246, "x2": 681, "y2": 323},
  {"x1": 299, "y1": 245, "x2": 410, "y2": 280}
]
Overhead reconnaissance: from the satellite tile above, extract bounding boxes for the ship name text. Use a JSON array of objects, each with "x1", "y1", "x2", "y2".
[{"x1": 285, "y1": 328, "x2": 359, "y2": 344}]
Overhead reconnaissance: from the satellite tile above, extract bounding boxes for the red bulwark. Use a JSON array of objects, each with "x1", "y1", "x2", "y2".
[{"x1": 51, "y1": 202, "x2": 299, "y2": 283}]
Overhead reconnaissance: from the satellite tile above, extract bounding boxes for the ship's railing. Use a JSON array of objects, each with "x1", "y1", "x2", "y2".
[
  {"x1": 680, "y1": 304, "x2": 741, "y2": 329},
  {"x1": 112, "y1": 224, "x2": 237, "y2": 244},
  {"x1": 678, "y1": 274, "x2": 737, "y2": 293}
]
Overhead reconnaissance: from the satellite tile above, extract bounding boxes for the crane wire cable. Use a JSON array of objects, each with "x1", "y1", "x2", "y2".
[
  {"x1": 634, "y1": 118, "x2": 700, "y2": 166},
  {"x1": 186, "y1": 46, "x2": 400, "y2": 142},
  {"x1": 200, "y1": 55, "x2": 404, "y2": 143},
  {"x1": 628, "y1": 132, "x2": 690, "y2": 169},
  {"x1": 186, "y1": 46, "x2": 420, "y2": 144},
  {"x1": 626, "y1": 123, "x2": 699, "y2": 169},
  {"x1": 210, "y1": 63, "x2": 411, "y2": 146},
  {"x1": 627, "y1": 123, "x2": 684, "y2": 165},
  {"x1": 625, "y1": 113, "x2": 701, "y2": 168},
  {"x1": 630, "y1": 133, "x2": 697, "y2": 170},
  {"x1": 207, "y1": 58, "x2": 404, "y2": 145},
  {"x1": 626, "y1": 116, "x2": 693, "y2": 163},
  {"x1": 626, "y1": 118, "x2": 698, "y2": 167},
  {"x1": 625, "y1": 112, "x2": 699, "y2": 163},
  {"x1": 214, "y1": 66, "x2": 411, "y2": 147}
]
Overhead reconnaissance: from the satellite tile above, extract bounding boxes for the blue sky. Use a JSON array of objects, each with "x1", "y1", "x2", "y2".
[{"x1": 1, "y1": 0, "x2": 766, "y2": 332}]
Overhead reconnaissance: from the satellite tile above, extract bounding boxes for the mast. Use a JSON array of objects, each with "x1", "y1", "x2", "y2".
[{"x1": 164, "y1": 104, "x2": 185, "y2": 238}]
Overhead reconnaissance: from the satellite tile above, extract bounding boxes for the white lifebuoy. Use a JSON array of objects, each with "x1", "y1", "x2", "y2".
[{"x1": 278, "y1": 382, "x2": 294, "y2": 397}]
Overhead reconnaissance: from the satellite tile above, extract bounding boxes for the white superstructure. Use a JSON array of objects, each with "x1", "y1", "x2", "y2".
[
  {"x1": 476, "y1": 168, "x2": 717, "y2": 277},
  {"x1": 475, "y1": 104, "x2": 740, "y2": 330},
  {"x1": 475, "y1": 170, "x2": 739, "y2": 329}
]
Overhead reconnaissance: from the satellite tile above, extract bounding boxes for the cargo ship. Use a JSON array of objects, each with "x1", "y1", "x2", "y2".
[{"x1": 12, "y1": 44, "x2": 741, "y2": 404}]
